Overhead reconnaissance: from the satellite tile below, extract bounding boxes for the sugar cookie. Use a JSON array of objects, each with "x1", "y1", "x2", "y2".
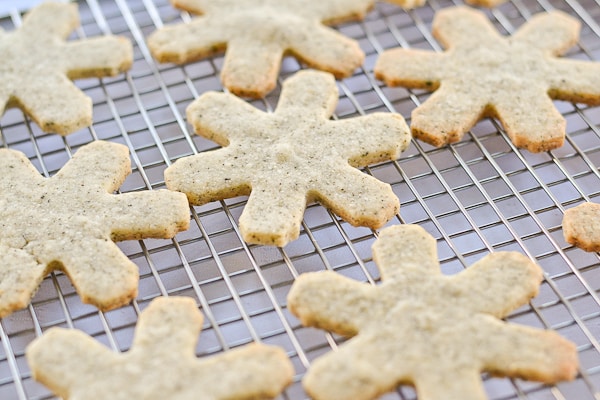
[
  {"x1": 27, "y1": 296, "x2": 294, "y2": 399},
  {"x1": 375, "y1": 6, "x2": 600, "y2": 152},
  {"x1": 0, "y1": 141, "x2": 189, "y2": 316},
  {"x1": 288, "y1": 224, "x2": 578, "y2": 399},
  {"x1": 0, "y1": 2, "x2": 132, "y2": 135},
  {"x1": 165, "y1": 70, "x2": 410, "y2": 246},
  {"x1": 148, "y1": 0, "x2": 374, "y2": 97}
]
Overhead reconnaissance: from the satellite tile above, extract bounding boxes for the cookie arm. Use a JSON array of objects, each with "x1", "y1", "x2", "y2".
[
  {"x1": 62, "y1": 36, "x2": 133, "y2": 79},
  {"x1": 221, "y1": 38, "x2": 284, "y2": 98},
  {"x1": 311, "y1": 165, "x2": 399, "y2": 230},
  {"x1": 0, "y1": 246, "x2": 47, "y2": 318},
  {"x1": 147, "y1": 17, "x2": 227, "y2": 64},
  {"x1": 413, "y1": 368, "x2": 487, "y2": 400},
  {"x1": 303, "y1": 333, "x2": 413, "y2": 400},
  {"x1": 0, "y1": 88, "x2": 8, "y2": 121},
  {"x1": 306, "y1": 0, "x2": 373, "y2": 23},
  {"x1": 239, "y1": 180, "x2": 307, "y2": 246},
  {"x1": 547, "y1": 59, "x2": 600, "y2": 105},
  {"x1": 165, "y1": 149, "x2": 252, "y2": 205},
  {"x1": 186, "y1": 91, "x2": 265, "y2": 145},
  {"x1": 432, "y1": 7, "x2": 501, "y2": 49},
  {"x1": 171, "y1": 0, "x2": 213, "y2": 14},
  {"x1": 452, "y1": 252, "x2": 542, "y2": 318},
  {"x1": 562, "y1": 202, "x2": 600, "y2": 252},
  {"x1": 12, "y1": 74, "x2": 92, "y2": 135},
  {"x1": 21, "y1": 2, "x2": 79, "y2": 39},
  {"x1": 512, "y1": 11, "x2": 580, "y2": 55},
  {"x1": 287, "y1": 271, "x2": 373, "y2": 336},
  {"x1": 54, "y1": 141, "x2": 131, "y2": 190},
  {"x1": 275, "y1": 70, "x2": 338, "y2": 120},
  {"x1": 26, "y1": 328, "x2": 116, "y2": 399},
  {"x1": 105, "y1": 190, "x2": 190, "y2": 241},
  {"x1": 199, "y1": 344, "x2": 293, "y2": 399},
  {"x1": 0, "y1": 148, "x2": 44, "y2": 183},
  {"x1": 481, "y1": 319, "x2": 578, "y2": 383},
  {"x1": 372, "y1": 224, "x2": 440, "y2": 279},
  {"x1": 329, "y1": 113, "x2": 409, "y2": 166},
  {"x1": 374, "y1": 48, "x2": 445, "y2": 89},
  {"x1": 410, "y1": 83, "x2": 488, "y2": 147},
  {"x1": 490, "y1": 85, "x2": 566, "y2": 152},
  {"x1": 131, "y1": 297, "x2": 203, "y2": 359},
  {"x1": 288, "y1": 23, "x2": 364, "y2": 79},
  {"x1": 31, "y1": 238, "x2": 139, "y2": 311}
]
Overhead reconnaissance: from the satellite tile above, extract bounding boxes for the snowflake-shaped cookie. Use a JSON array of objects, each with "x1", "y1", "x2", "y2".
[
  {"x1": 0, "y1": 2, "x2": 132, "y2": 135},
  {"x1": 0, "y1": 141, "x2": 189, "y2": 317},
  {"x1": 147, "y1": 0, "x2": 374, "y2": 97},
  {"x1": 375, "y1": 6, "x2": 600, "y2": 153},
  {"x1": 165, "y1": 70, "x2": 410, "y2": 246},
  {"x1": 563, "y1": 202, "x2": 600, "y2": 252},
  {"x1": 26, "y1": 296, "x2": 294, "y2": 399},
  {"x1": 288, "y1": 224, "x2": 578, "y2": 399}
]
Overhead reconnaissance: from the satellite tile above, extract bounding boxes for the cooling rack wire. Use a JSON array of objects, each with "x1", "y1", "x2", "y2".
[{"x1": 1, "y1": 0, "x2": 600, "y2": 398}]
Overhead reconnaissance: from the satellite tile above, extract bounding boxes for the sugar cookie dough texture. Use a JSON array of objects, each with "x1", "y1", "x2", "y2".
[
  {"x1": 288, "y1": 224, "x2": 578, "y2": 400},
  {"x1": 0, "y1": 141, "x2": 189, "y2": 317},
  {"x1": 166, "y1": 70, "x2": 410, "y2": 246},
  {"x1": 27, "y1": 296, "x2": 294, "y2": 399},
  {"x1": 563, "y1": 202, "x2": 600, "y2": 252},
  {"x1": 0, "y1": 2, "x2": 132, "y2": 135},
  {"x1": 148, "y1": 0, "x2": 373, "y2": 97},
  {"x1": 375, "y1": 6, "x2": 600, "y2": 152}
]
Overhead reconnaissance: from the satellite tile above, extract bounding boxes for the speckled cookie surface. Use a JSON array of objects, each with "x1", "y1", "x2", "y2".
[
  {"x1": 147, "y1": 0, "x2": 373, "y2": 98},
  {"x1": 0, "y1": 2, "x2": 132, "y2": 135},
  {"x1": 165, "y1": 70, "x2": 410, "y2": 247},
  {"x1": 563, "y1": 202, "x2": 600, "y2": 252},
  {"x1": 26, "y1": 296, "x2": 294, "y2": 400},
  {"x1": 375, "y1": 6, "x2": 600, "y2": 153},
  {"x1": 287, "y1": 224, "x2": 578, "y2": 400},
  {"x1": 0, "y1": 141, "x2": 189, "y2": 317}
]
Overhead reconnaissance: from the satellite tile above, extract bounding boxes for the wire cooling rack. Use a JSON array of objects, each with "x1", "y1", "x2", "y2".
[{"x1": 1, "y1": 0, "x2": 600, "y2": 399}]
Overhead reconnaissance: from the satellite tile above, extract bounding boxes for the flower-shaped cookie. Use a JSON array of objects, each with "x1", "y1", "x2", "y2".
[
  {"x1": 288, "y1": 224, "x2": 578, "y2": 400},
  {"x1": 27, "y1": 296, "x2": 294, "y2": 399},
  {"x1": 563, "y1": 202, "x2": 600, "y2": 252},
  {"x1": 375, "y1": 6, "x2": 600, "y2": 153},
  {"x1": 0, "y1": 141, "x2": 189, "y2": 317},
  {"x1": 0, "y1": 2, "x2": 132, "y2": 135},
  {"x1": 147, "y1": 0, "x2": 374, "y2": 97},
  {"x1": 165, "y1": 70, "x2": 410, "y2": 246}
]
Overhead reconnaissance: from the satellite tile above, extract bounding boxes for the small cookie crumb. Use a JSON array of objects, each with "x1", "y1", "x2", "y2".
[{"x1": 563, "y1": 202, "x2": 600, "y2": 252}]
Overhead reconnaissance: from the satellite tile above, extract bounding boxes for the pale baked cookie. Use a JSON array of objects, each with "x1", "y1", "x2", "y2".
[
  {"x1": 0, "y1": 141, "x2": 189, "y2": 317},
  {"x1": 464, "y1": 0, "x2": 507, "y2": 7},
  {"x1": 375, "y1": 6, "x2": 600, "y2": 153},
  {"x1": 384, "y1": 0, "x2": 426, "y2": 9},
  {"x1": 563, "y1": 202, "x2": 600, "y2": 252},
  {"x1": 0, "y1": 2, "x2": 132, "y2": 135},
  {"x1": 27, "y1": 296, "x2": 294, "y2": 399},
  {"x1": 147, "y1": 0, "x2": 373, "y2": 98},
  {"x1": 165, "y1": 70, "x2": 410, "y2": 247},
  {"x1": 288, "y1": 224, "x2": 578, "y2": 400}
]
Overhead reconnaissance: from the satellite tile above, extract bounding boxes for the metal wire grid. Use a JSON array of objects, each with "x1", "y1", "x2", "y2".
[{"x1": 0, "y1": 0, "x2": 599, "y2": 398}]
